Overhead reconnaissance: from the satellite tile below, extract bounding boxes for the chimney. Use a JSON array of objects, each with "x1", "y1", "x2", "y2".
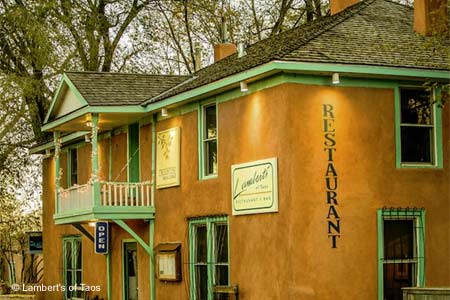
[
  {"x1": 214, "y1": 43, "x2": 237, "y2": 62},
  {"x1": 414, "y1": 0, "x2": 448, "y2": 35},
  {"x1": 331, "y1": 0, "x2": 359, "y2": 15},
  {"x1": 194, "y1": 42, "x2": 202, "y2": 71},
  {"x1": 213, "y1": 21, "x2": 237, "y2": 62}
]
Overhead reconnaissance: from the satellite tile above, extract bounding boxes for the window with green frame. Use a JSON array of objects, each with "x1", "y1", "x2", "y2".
[
  {"x1": 189, "y1": 216, "x2": 229, "y2": 300},
  {"x1": 199, "y1": 102, "x2": 218, "y2": 178},
  {"x1": 377, "y1": 209, "x2": 425, "y2": 300},
  {"x1": 63, "y1": 236, "x2": 82, "y2": 299},
  {"x1": 396, "y1": 87, "x2": 442, "y2": 168}
]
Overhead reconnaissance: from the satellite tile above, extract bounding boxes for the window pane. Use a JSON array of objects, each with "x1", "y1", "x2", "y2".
[
  {"x1": 384, "y1": 220, "x2": 414, "y2": 259},
  {"x1": 75, "y1": 240, "x2": 82, "y2": 269},
  {"x1": 195, "y1": 225, "x2": 207, "y2": 263},
  {"x1": 401, "y1": 89, "x2": 432, "y2": 125},
  {"x1": 205, "y1": 140, "x2": 217, "y2": 175},
  {"x1": 215, "y1": 265, "x2": 229, "y2": 286},
  {"x1": 401, "y1": 126, "x2": 432, "y2": 163},
  {"x1": 65, "y1": 241, "x2": 72, "y2": 268},
  {"x1": 195, "y1": 265, "x2": 208, "y2": 300},
  {"x1": 383, "y1": 263, "x2": 415, "y2": 300},
  {"x1": 214, "y1": 224, "x2": 228, "y2": 264},
  {"x1": 66, "y1": 271, "x2": 72, "y2": 287},
  {"x1": 205, "y1": 105, "x2": 217, "y2": 139}
]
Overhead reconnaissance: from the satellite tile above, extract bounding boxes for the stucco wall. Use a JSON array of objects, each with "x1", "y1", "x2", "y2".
[{"x1": 41, "y1": 82, "x2": 449, "y2": 300}]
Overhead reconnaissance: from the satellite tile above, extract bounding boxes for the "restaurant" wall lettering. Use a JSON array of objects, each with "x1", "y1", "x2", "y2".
[{"x1": 323, "y1": 104, "x2": 340, "y2": 248}]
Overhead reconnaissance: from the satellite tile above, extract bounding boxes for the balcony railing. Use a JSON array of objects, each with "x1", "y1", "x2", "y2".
[
  {"x1": 55, "y1": 181, "x2": 154, "y2": 224},
  {"x1": 100, "y1": 181, "x2": 153, "y2": 207},
  {"x1": 59, "y1": 183, "x2": 93, "y2": 213}
]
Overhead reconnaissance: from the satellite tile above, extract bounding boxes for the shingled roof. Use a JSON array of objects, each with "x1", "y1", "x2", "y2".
[
  {"x1": 65, "y1": 72, "x2": 190, "y2": 106},
  {"x1": 144, "y1": 0, "x2": 450, "y2": 105}
]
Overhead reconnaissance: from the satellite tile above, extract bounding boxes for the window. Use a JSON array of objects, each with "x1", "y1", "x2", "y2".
[
  {"x1": 397, "y1": 88, "x2": 442, "y2": 167},
  {"x1": 189, "y1": 216, "x2": 229, "y2": 300},
  {"x1": 377, "y1": 209, "x2": 425, "y2": 300},
  {"x1": 68, "y1": 148, "x2": 78, "y2": 186},
  {"x1": 200, "y1": 103, "x2": 218, "y2": 178},
  {"x1": 63, "y1": 236, "x2": 82, "y2": 299}
]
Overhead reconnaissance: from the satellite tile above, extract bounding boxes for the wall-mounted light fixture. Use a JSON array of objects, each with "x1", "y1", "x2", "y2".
[
  {"x1": 240, "y1": 81, "x2": 248, "y2": 92},
  {"x1": 332, "y1": 73, "x2": 340, "y2": 84},
  {"x1": 161, "y1": 108, "x2": 168, "y2": 117},
  {"x1": 85, "y1": 134, "x2": 91, "y2": 143},
  {"x1": 86, "y1": 121, "x2": 93, "y2": 128},
  {"x1": 88, "y1": 221, "x2": 96, "y2": 227}
]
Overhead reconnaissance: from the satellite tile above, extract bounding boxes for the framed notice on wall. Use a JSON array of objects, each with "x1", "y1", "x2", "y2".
[
  {"x1": 231, "y1": 157, "x2": 278, "y2": 215},
  {"x1": 156, "y1": 127, "x2": 181, "y2": 189}
]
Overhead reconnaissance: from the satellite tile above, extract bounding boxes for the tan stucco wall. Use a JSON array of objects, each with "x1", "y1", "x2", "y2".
[{"x1": 41, "y1": 82, "x2": 450, "y2": 300}]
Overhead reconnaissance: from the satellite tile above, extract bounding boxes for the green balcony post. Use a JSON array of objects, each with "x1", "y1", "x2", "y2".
[
  {"x1": 91, "y1": 113, "x2": 100, "y2": 206},
  {"x1": 54, "y1": 131, "x2": 61, "y2": 214}
]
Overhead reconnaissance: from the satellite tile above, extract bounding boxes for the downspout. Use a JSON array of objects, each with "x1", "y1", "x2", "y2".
[{"x1": 150, "y1": 113, "x2": 157, "y2": 300}]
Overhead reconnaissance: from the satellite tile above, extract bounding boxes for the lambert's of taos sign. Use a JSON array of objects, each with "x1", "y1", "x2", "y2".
[{"x1": 231, "y1": 158, "x2": 278, "y2": 215}]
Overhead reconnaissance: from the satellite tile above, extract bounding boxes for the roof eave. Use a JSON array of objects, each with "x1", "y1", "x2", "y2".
[{"x1": 141, "y1": 60, "x2": 450, "y2": 113}]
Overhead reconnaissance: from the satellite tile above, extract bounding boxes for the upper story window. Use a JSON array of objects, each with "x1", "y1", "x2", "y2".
[
  {"x1": 69, "y1": 148, "x2": 78, "y2": 186},
  {"x1": 398, "y1": 88, "x2": 442, "y2": 167},
  {"x1": 201, "y1": 103, "x2": 218, "y2": 178}
]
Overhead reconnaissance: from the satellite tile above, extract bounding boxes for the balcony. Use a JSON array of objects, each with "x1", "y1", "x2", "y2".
[{"x1": 54, "y1": 181, "x2": 155, "y2": 225}]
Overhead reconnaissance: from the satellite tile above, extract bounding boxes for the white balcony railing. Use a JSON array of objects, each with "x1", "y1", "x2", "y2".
[
  {"x1": 59, "y1": 184, "x2": 93, "y2": 213},
  {"x1": 100, "y1": 181, "x2": 153, "y2": 207},
  {"x1": 57, "y1": 181, "x2": 154, "y2": 215}
]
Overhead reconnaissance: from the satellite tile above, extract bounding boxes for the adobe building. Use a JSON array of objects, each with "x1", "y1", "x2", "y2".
[{"x1": 31, "y1": 0, "x2": 450, "y2": 299}]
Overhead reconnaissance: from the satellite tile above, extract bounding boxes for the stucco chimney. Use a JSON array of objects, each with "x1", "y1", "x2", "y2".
[
  {"x1": 331, "y1": 0, "x2": 359, "y2": 15},
  {"x1": 414, "y1": 0, "x2": 448, "y2": 35},
  {"x1": 214, "y1": 43, "x2": 237, "y2": 62}
]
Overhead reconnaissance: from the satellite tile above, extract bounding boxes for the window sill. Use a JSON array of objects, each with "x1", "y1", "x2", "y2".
[
  {"x1": 200, "y1": 174, "x2": 218, "y2": 181},
  {"x1": 398, "y1": 163, "x2": 442, "y2": 169}
]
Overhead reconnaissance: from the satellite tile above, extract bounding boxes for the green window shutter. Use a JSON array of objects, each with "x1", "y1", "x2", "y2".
[{"x1": 128, "y1": 123, "x2": 140, "y2": 183}]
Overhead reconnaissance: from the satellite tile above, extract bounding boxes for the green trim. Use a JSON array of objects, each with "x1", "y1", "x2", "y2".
[
  {"x1": 109, "y1": 136, "x2": 113, "y2": 181},
  {"x1": 188, "y1": 216, "x2": 229, "y2": 300},
  {"x1": 42, "y1": 106, "x2": 146, "y2": 132},
  {"x1": 54, "y1": 131, "x2": 61, "y2": 214},
  {"x1": 62, "y1": 236, "x2": 82, "y2": 300},
  {"x1": 143, "y1": 61, "x2": 449, "y2": 112},
  {"x1": 91, "y1": 114, "x2": 100, "y2": 206},
  {"x1": 149, "y1": 219, "x2": 155, "y2": 300},
  {"x1": 121, "y1": 239, "x2": 137, "y2": 300},
  {"x1": 53, "y1": 206, "x2": 155, "y2": 225},
  {"x1": 273, "y1": 61, "x2": 450, "y2": 79},
  {"x1": 377, "y1": 209, "x2": 426, "y2": 300},
  {"x1": 395, "y1": 87, "x2": 443, "y2": 169},
  {"x1": 42, "y1": 106, "x2": 90, "y2": 131},
  {"x1": 128, "y1": 123, "x2": 140, "y2": 183},
  {"x1": 106, "y1": 252, "x2": 111, "y2": 300},
  {"x1": 31, "y1": 132, "x2": 90, "y2": 154},
  {"x1": 377, "y1": 210, "x2": 383, "y2": 299},
  {"x1": 113, "y1": 219, "x2": 152, "y2": 255},
  {"x1": 198, "y1": 101, "x2": 219, "y2": 180},
  {"x1": 44, "y1": 74, "x2": 89, "y2": 124}
]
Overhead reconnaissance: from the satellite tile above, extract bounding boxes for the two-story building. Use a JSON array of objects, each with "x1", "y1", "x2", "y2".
[{"x1": 31, "y1": 0, "x2": 450, "y2": 299}]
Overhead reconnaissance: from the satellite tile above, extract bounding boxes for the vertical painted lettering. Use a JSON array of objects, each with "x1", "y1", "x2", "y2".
[{"x1": 323, "y1": 104, "x2": 341, "y2": 249}]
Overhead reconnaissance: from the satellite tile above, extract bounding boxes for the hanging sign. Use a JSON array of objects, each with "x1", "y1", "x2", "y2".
[
  {"x1": 95, "y1": 222, "x2": 109, "y2": 254},
  {"x1": 28, "y1": 232, "x2": 43, "y2": 254},
  {"x1": 231, "y1": 158, "x2": 278, "y2": 215},
  {"x1": 156, "y1": 127, "x2": 181, "y2": 189}
]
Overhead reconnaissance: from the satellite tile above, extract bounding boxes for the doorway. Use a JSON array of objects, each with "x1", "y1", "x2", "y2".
[{"x1": 123, "y1": 242, "x2": 138, "y2": 300}]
